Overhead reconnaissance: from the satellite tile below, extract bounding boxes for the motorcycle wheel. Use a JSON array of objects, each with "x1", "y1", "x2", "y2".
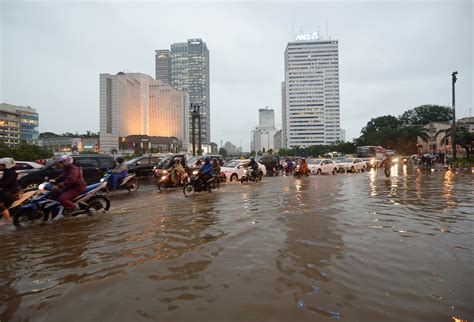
[
  {"x1": 157, "y1": 181, "x2": 167, "y2": 192},
  {"x1": 86, "y1": 196, "x2": 111, "y2": 215},
  {"x1": 210, "y1": 180, "x2": 220, "y2": 191},
  {"x1": 183, "y1": 183, "x2": 195, "y2": 196},
  {"x1": 148, "y1": 173, "x2": 156, "y2": 183},
  {"x1": 127, "y1": 177, "x2": 139, "y2": 192},
  {"x1": 12, "y1": 208, "x2": 33, "y2": 227},
  {"x1": 256, "y1": 173, "x2": 262, "y2": 182},
  {"x1": 240, "y1": 176, "x2": 248, "y2": 184}
]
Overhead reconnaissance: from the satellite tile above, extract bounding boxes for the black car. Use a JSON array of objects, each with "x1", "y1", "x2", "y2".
[
  {"x1": 126, "y1": 156, "x2": 162, "y2": 177},
  {"x1": 256, "y1": 156, "x2": 281, "y2": 173},
  {"x1": 18, "y1": 154, "x2": 117, "y2": 190}
]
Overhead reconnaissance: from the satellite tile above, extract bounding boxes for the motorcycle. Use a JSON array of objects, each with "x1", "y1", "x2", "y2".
[
  {"x1": 156, "y1": 169, "x2": 189, "y2": 192},
  {"x1": 217, "y1": 172, "x2": 227, "y2": 183},
  {"x1": 12, "y1": 181, "x2": 110, "y2": 227},
  {"x1": 183, "y1": 171, "x2": 219, "y2": 196},
  {"x1": 102, "y1": 172, "x2": 139, "y2": 192},
  {"x1": 240, "y1": 168, "x2": 262, "y2": 184},
  {"x1": 293, "y1": 165, "x2": 310, "y2": 177}
]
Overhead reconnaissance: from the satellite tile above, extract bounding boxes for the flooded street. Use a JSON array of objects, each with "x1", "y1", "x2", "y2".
[{"x1": 1, "y1": 166, "x2": 473, "y2": 321}]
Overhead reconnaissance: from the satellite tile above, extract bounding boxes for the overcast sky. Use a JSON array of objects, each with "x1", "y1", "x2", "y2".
[{"x1": 1, "y1": 0, "x2": 472, "y2": 150}]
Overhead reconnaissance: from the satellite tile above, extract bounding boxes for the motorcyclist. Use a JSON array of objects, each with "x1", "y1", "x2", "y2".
[
  {"x1": 109, "y1": 157, "x2": 128, "y2": 190},
  {"x1": 198, "y1": 157, "x2": 213, "y2": 185},
  {"x1": 296, "y1": 159, "x2": 310, "y2": 176},
  {"x1": 212, "y1": 158, "x2": 221, "y2": 176},
  {"x1": 0, "y1": 158, "x2": 20, "y2": 223},
  {"x1": 53, "y1": 155, "x2": 86, "y2": 215},
  {"x1": 286, "y1": 158, "x2": 294, "y2": 173},
  {"x1": 171, "y1": 158, "x2": 186, "y2": 185},
  {"x1": 247, "y1": 157, "x2": 259, "y2": 179}
]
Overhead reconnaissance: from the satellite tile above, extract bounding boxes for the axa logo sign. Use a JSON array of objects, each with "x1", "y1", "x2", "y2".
[{"x1": 296, "y1": 32, "x2": 320, "y2": 41}]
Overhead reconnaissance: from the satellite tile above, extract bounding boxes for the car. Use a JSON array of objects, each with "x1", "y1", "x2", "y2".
[
  {"x1": 153, "y1": 154, "x2": 188, "y2": 176},
  {"x1": 0, "y1": 161, "x2": 44, "y2": 180},
  {"x1": 221, "y1": 159, "x2": 267, "y2": 182},
  {"x1": 336, "y1": 158, "x2": 366, "y2": 172},
  {"x1": 17, "y1": 154, "x2": 117, "y2": 190},
  {"x1": 256, "y1": 155, "x2": 281, "y2": 173},
  {"x1": 187, "y1": 154, "x2": 225, "y2": 169},
  {"x1": 307, "y1": 158, "x2": 338, "y2": 175},
  {"x1": 126, "y1": 155, "x2": 162, "y2": 177}
]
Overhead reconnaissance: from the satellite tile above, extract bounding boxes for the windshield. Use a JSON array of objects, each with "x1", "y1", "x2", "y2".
[
  {"x1": 186, "y1": 156, "x2": 199, "y2": 166},
  {"x1": 308, "y1": 159, "x2": 322, "y2": 165},
  {"x1": 126, "y1": 157, "x2": 140, "y2": 165},
  {"x1": 157, "y1": 157, "x2": 173, "y2": 169},
  {"x1": 336, "y1": 158, "x2": 350, "y2": 163},
  {"x1": 223, "y1": 160, "x2": 240, "y2": 168}
]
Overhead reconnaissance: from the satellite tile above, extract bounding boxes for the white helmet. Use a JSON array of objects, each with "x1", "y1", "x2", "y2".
[
  {"x1": 56, "y1": 155, "x2": 74, "y2": 166},
  {"x1": 0, "y1": 157, "x2": 16, "y2": 169}
]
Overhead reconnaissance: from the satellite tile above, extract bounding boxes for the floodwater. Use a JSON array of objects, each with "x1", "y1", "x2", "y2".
[{"x1": 1, "y1": 165, "x2": 473, "y2": 322}]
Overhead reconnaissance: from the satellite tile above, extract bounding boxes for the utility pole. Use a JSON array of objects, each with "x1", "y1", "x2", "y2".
[
  {"x1": 451, "y1": 71, "x2": 458, "y2": 160},
  {"x1": 191, "y1": 103, "x2": 201, "y2": 156}
]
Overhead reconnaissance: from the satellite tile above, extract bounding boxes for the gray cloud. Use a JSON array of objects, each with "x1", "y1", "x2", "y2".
[{"x1": 1, "y1": 1, "x2": 472, "y2": 151}]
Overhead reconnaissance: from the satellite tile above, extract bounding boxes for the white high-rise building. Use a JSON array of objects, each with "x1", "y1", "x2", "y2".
[
  {"x1": 99, "y1": 72, "x2": 188, "y2": 153},
  {"x1": 251, "y1": 107, "x2": 276, "y2": 153},
  {"x1": 282, "y1": 34, "x2": 340, "y2": 148}
]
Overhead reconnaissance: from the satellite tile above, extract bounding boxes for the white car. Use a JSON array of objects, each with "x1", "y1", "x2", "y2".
[
  {"x1": 307, "y1": 158, "x2": 338, "y2": 175},
  {"x1": 221, "y1": 159, "x2": 266, "y2": 182},
  {"x1": 336, "y1": 158, "x2": 366, "y2": 172}
]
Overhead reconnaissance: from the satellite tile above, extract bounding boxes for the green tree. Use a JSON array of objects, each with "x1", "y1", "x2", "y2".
[
  {"x1": 399, "y1": 105, "x2": 452, "y2": 126},
  {"x1": 250, "y1": 151, "x2": 256, "y2": 156},
  {"x1": 267, "y1": 148, "x2": 273, "y2": 155},
  {"x1": 218, "y1": 147, "x2": 228, "y2": 158},
  {"x1": 436, "y1": 126, "x2": 474, "y2": 157},
  {"x1": 355, "y1": 115, "x2": 400, "y2": 148},
  {"x1": 398, "y1": 125, "x2": 430, "y2": 154}
]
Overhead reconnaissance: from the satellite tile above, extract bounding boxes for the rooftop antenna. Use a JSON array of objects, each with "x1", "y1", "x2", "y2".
[{"x1": 326, "y1": 20, "x2": 329, "y2": 39}]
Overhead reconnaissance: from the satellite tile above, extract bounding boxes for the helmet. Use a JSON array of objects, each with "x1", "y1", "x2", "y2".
[
  {"x1": 250, "y1": 157, "x2": 255, "y2": 161},
  {"x1": 116, "y1": 157, "x2": 124, "y2": 163},
  {"x1": 56, "y1": 155, "x2": 73, "y2": 166},
  {"x1": 204, "y1": 157, "x2": 211, "y2": 162},
  {"x1": 0, "y1": 157, "x2": 15, "y2": 169}
]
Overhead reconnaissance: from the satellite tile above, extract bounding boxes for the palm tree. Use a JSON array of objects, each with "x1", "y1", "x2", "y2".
[
  {"x1": 436, "y1": 126, "x2": 474, "y2": 157},
  {"x1": 400, "y1": 125, "x2": 429, "y2": 154}
]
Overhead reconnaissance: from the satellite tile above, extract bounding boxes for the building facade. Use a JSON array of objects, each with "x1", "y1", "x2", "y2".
[
  {"x1": 251, "y1": 107, "x2": 277, "y2": 153},
  {"x1": 282, "y1": 34, "x2": 340, "y2": 148},
  {"x1": 0, "y1": 103, "x2": 39, "y2": 146},
  {"x1": 39, "y1": 135, "x2": 99, "y2": 155},
  {"x1": 156, "y1": 39, "x2": 210, "y2": 144},
  {"x1": 155, "y1": 50, "x2": 172, "y2": 84},
  {"x1": 274, "y1": 129, "x2": 282, "y2": 150},
  {"x1": 99, "y1": 72, "x2": 188, "y2": 154}
]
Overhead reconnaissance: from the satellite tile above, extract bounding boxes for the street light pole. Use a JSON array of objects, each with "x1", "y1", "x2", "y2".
[{"x1": 451, "y1": 71, "x2": 458, "y2": 160}]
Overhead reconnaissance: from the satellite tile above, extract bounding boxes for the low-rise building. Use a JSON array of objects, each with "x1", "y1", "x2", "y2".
[
  {"x1": 121, "y1": 135, "x2": 182, "y2": 154},
  {"x1": 0, "y1": 103, "x2": 39, "y2": 146},
  {"x1": 39, "y1": 134, "x2": 99, "y2": 154}
]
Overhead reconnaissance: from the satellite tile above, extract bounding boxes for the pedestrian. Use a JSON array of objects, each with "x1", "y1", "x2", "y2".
[{"x1": 0, "y1": 158, "x2": 21, "y2": 224}]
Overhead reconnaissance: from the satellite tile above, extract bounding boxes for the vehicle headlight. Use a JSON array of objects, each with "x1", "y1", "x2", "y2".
[
  {"x1": 162, "y1": 170, "x2": 168, "y2": 174},
  {"x1": 38, "y1": 183, "x2": 46, "y2": 191},
  {"x1": 100, "y1": 178, "x2": 105, "y2": 182},
  {"x1": 393, "y1": 158, "x2": 399, "y2": 163},
  {"x1": 370, "y1": 159, "x2": 375, "y2": 165},
  {"x1": 192, "y1": 170, "x2": 198, "y2": 175}
]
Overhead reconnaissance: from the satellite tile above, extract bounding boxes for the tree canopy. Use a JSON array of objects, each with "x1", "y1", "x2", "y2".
[{"x1": 399, "y1": 105, "x2": 452, "y2": 126}]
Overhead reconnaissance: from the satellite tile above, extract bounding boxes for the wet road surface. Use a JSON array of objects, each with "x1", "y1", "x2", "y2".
[{"x1": 1, "y1": 166, "x2": 473, "y2": 321}]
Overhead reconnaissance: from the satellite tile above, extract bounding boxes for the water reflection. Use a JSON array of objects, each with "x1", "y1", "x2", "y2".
[{"x1": 0, "y1": 170, "x2": 472, "y2": 321}]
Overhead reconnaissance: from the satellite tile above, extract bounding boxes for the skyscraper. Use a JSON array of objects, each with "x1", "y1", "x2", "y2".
[
  {"x1": 155, "y1": 50, "x2": 172, "y2": 84},
  {"x1": 99, "y1": 72, "x2": 188, "y2": 153},
  {"x1": 251, "y1": 107, "x2": 276, "y2": 153},
  {"x1": 156, "y1": 39, "x2": 210, "y2": 143},
  {"x1": 282, "y1": 33, "x2": 340, "y2": 148}
]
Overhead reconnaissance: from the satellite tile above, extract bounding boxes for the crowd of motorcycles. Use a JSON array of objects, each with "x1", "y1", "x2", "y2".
[{"x1": 8, "y1": 160, "x2": 263, "y2": 228}]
